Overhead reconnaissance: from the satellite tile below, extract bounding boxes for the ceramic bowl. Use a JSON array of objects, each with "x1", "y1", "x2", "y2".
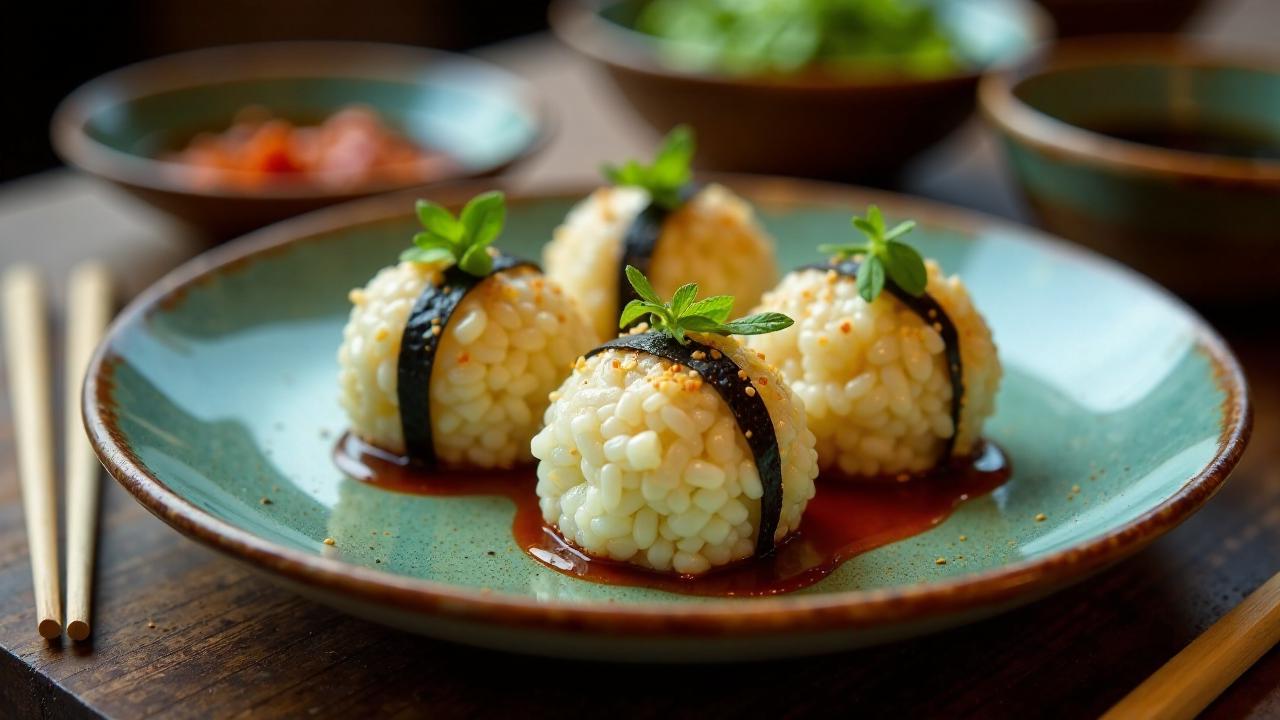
[
  {"x1": 84, "y1": 176, "x2": 1249, "y2": 661},
  {"x1": 52, "y1": 42, "x2": 548, "y2": 240},
  {"x1": 1033, "y1": 0, "x2": 1206, "y2": 37},
  {"x1": 550, "y1": 0, "x2": 1050, "y2": 180},
  {"x1": 979, "y1": 37, "x2": 1280, "y2": 303}
]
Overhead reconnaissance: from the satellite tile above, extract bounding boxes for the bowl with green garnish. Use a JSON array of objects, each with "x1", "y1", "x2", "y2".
[{"x1": 550, "y1": 0, "x2": 1051, "y2": 179}]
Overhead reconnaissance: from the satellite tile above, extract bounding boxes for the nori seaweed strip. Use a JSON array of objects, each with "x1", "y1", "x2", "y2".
[
  {"x1": 616, "y1": 182, "x2": 703, "y2": 323},
  {"x1": 801, "y1": 260, "x2": 964, "y2": 461},
  {"x1": 397, "y1": 255, "x2": 536, "y2": 468},
  {"x1": 585, "y1": 332, "x2": 784, "y2": 557}
]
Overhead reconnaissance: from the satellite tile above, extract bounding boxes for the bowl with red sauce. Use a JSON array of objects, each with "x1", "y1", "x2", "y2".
[
  {"x1": 52, "y1": 42, "x2": 548, "y2": 239},
  {"x1": 83, "y1": 176, "x2": 1249, "y2": 661}
]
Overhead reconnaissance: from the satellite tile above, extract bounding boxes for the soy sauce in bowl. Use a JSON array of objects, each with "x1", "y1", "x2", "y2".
[{"x1": 1082, "y1": 120, "x2": 1280, "y2": 161}]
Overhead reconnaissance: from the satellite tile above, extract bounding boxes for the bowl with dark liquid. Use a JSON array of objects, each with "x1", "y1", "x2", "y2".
[
  {"x1": 52, "y1": 42, "x2": 548, "y2": 240},
  {"x1": 979, "y1": 37, "x2": 1280, "y2": 302}
]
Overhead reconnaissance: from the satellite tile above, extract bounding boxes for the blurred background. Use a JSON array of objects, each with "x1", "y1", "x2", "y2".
[
  {"x1": 3, "y1": 0, "x2": 1272, "y2": 183},
  {"x1": 1, "y1": 0, "x2": 551, "y2": 182}
]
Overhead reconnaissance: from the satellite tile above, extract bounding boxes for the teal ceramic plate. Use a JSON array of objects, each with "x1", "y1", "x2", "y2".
[{"x1": 85, "y1": 177, "x2": 1250, "y2": 661}]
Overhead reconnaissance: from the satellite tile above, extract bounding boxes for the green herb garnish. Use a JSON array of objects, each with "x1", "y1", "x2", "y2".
[
  {"x1": 601, "y1": 125, "x2": 695, "y2": 210},
  {"x1": 636, "y1": 0, "x2": 958, "y2": 77},
  {"x1": 620, "y1": 265, "x2": 793, "y2": 344},
  {"x1": 400, "y1": 191, "x2": 506, "y2": 277},
  {"x1": 818, "y1": 205, "x2": 926, "y2": 302}
]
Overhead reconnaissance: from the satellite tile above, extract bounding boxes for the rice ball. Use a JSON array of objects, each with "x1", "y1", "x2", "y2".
[
  {"x1": 744, "y1": 261, "x2": 1000, "y2": 477},
  {"x1": 544, "y1": 183, "x2": 779, "y2": 342},
  {"x1": 530, "y1": 333, "x2": 818, "y2": 575},
  {"x1": 338, "y1": 259, "x2": 592, "y2": 468}
]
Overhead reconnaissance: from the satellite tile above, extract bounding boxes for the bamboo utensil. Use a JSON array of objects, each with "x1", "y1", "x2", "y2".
[
  {"x1": 64, "y1": 263, "x2": 112, "y2": 642},
  {"x1": 2, "y1": 267, "x2": 62, "y2": 639},
  {"x1": 1103, "y1": 570, "x2": 1280, "y2": 719}
]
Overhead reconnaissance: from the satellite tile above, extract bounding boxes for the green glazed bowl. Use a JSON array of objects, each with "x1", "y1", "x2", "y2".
[
  {"x1": 551, "y1": 0, "x2": 1050, "y2": 180},
  {"x1": 980, "y1": 37, "x2": 1280, "y2": 303},
  {"x1": 85, "y1": 176, "x2": 1250, "y2": 661},
  {"x1": 52, "y1": 42, "x2": 548, "y2": 240}
]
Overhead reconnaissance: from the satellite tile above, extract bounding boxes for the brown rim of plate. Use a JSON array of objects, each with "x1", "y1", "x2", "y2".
[
  {"x1": 549, "y1": 0, "x2": 1053, "y2": 92},
  {"x1": 978, "y1": 35, "x2": 1280, "y2": 184},
  {"x1": 83, "y1": 175, "x2": 1252, "y2": 638},
  {"x1": 50, "y1": 41, "x2": 553, "y2": 202}
]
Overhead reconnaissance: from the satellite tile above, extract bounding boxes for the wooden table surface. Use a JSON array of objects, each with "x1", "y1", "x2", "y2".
[{"x1": 2, "y1": 9, "x2": 1279, "y2": 718}]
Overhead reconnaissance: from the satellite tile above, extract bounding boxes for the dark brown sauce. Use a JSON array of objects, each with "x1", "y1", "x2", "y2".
[
  {"x1": 334, "y1": 433, "x2": 1010, "y2": 597},
  {"x1": 1083, "y1": 121, "x2": 1280, "y2": 161}
]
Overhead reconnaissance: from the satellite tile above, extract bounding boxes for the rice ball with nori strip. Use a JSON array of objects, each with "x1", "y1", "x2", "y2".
[
  {"x1": 530, "y1": 268, "x2": 817, "y2": 575},
  {"x1": 745, "y1": 206, "x2": 1000, "y2": 478},
  {"x1": 543, "y1": 126, "x2": 778, "y2": 342},
  {"x1": 338, "y1": 191, "x2": 592, "y2": 468}
]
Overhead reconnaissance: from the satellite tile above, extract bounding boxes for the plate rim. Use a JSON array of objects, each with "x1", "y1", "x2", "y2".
[{"x1": 84, "y1": 175, "x2": 1252, "y2": 637}]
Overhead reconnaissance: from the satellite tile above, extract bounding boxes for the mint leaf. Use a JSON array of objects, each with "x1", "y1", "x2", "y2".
[
  {"x1": 857, "y1": 255, "x2": 885, "y2": 302},
  {"x1": 416, "y1": 200, "x2": 462, "y2": 242},
  {"x1": 817, "y1": 242, "x2": 868, "y2": 259},
  {"x1": 411, "y1": 231, "x2": 454, "y2": 251},
  {"x1": 616, "y1": 266, "x2": 791, "y2": 343},
  {"x1": 458, "y1": 244, "x2": 493, "y2": 276},
  {"x1": 670, "y1": 282, "x2": 699, "y2": 318},
  {"x1": 624, "y1": 265, "x2": 663, "y2": 305},
  {"x1": 684, "y1": 295, "x2": 733, "y2": 323},
  {"x1": 400, "y1": 246, "x2": 455, "y2": 265},
  {"x1": 884, "y1": 220, "x2": 916, "y2": 242},
  {"x1": 602, "y1": 125, "x2": 696, "y2": 211},
  {"x1": 719, "y1": 312, "x2": 794, "y2": 336},
  {"x1": 619, "y1": 300, "x2": 661, "y2": 329},
  {"x1": 680, "y1": 314, "x2": 725, "y2": 332},
  {"x1": 885, "y1": 240, "x2": 927, "y2": 296},
  {"x1": 460, "y1": 191, "x2": 505, "y2": 249}
]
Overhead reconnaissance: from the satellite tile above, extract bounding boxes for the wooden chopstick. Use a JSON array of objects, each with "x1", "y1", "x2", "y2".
[
  {"x1": 2, "y1": 267, "x2": 62, "y2": 639},
  {"x1": 1103, "y1": 570, "x2": 1280, "y2": 720},
  {"x1": 64, "y1": 263, "x2": 112, "y2": 642}
]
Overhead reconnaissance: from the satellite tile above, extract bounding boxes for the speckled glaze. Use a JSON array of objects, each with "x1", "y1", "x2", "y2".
[
  {"x1": 51, "y1": 42, "x2": 547, "y2": 239},
  {"x1": 980, "y1": 37, "x2": 1280, "y2": 302},
  {"x1": 85, "y1": 177, "x2": 1250, "y2": 661}
]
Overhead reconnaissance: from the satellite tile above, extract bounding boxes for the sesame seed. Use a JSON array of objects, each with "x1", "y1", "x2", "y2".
[
  {"x1": 737, "y1": 370, "x2": 748, "y2": 381},
  {"x1": 323, "y1": 537, "x2": 336, "y2": 546},
  {"x1": 935, "y1": 557, "x2": 947, "y2": 565},
  {"x1": 691, "y1": 350, "x2": 706, "y2": 360},
  {"x1": 1035, "y1": 513, "x2": 1047, "y2": 522},
  {"x1": 744, "y1": 430, "x2": 753, "y2": 439},
  {"x1": 430, "y1": 326, "x2": 441, "y2": 336},
  {"x1": 959, "y1": 534, "x2": 967, "y2": 542},
  {"x1": 259, "y1": 497, "x2": 272, "y2": 505},
  {"x1": 744, "y1": 386, "x2": 757, "y2": 397}
]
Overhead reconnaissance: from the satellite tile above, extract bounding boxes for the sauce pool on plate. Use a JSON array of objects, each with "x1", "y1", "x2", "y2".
[{"x1": 334, "y1": 433, "x2": 1011, "y2": 597}]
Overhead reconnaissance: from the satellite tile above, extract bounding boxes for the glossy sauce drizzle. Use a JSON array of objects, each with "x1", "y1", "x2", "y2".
[{"x1": 335, "y1": 433, "x2": 1010, "y2": 597}]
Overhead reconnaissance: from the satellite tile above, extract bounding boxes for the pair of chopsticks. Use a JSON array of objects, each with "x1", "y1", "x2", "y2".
[{"x1": 2, "y1": 264, "x2": 112, "y2": 641}]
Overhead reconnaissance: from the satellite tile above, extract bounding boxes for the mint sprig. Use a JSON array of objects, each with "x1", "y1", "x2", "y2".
[
  {"x1": 601, "y1": 125, "x2": 695, "y2": 210},
  {"x1": 817, "y1": 205, "x2": 926, "y2": 302},
  {"x1": 400, "y1": 191, "x2": 507, "y2": 277},
  {"x1": 620, "y1": 265, "x2": 792, "y2": 344}
]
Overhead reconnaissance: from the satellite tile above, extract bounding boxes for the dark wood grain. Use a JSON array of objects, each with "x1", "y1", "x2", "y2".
[{"x1": 0, "y1": 306, "x2": 1276, "y2": 720}]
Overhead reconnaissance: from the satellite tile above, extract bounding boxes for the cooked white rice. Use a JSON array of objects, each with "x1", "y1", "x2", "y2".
[
  {"x1": 531, "y1": 332, "x2": 818, "y2": 575},
  {"x1": 744, "y1": 261, "x2": 1000, "y2": 477},
  {"x1": 337, "y1": 260, "x2": 592, "y2": 467},
  {"x1": 543, "y1": 183, "x2": 779, "y2": 342}
]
